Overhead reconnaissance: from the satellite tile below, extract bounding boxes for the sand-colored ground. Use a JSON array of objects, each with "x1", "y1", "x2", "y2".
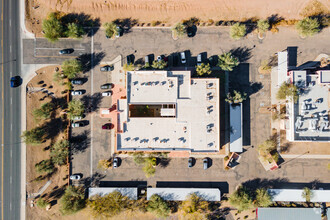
[
  {"x1": 26, "y1": 66, "x2": 71, "y2": 219},
  {"x1": 26, "y1": 0, "x2": 330, "y2": 34}
]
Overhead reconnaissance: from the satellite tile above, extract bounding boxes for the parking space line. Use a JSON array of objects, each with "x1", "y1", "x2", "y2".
[
  {"x1": 34, "y1": 55, "x2": 78, "y2": 58},
  {"x1": 35, "y1": 48, "x2": 86, "y2": 50}
]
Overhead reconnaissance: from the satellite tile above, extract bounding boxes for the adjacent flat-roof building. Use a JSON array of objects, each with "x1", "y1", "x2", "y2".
[
  {"x1": 268, "y1": 189, "x2": 330, "y2": 203},
  {"x1": 88, "y1": 187, "x2": 138, "y2": 200},
  {"x1": 230, "y1": 103, "x2": 243, "y2": 152},
  {"x1": 146, "y1": 188, "x2": 221, "y2": 201},
  {"x1": 117, "y1": 71, "x2": 220, "y2": 152},
  {"x1": 257, "y1": 208, "x2": 322, "y2": 220}
]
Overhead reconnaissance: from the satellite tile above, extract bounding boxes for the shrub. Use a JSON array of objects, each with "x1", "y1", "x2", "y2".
[
  {"x1": 123, "y1": 63, "x2": 135, "y2": 71},
  {"x1": 296, "y1": 17, "x2": 320, "y2": 37},
  {"x1": 225, "y1": 90, "x2": 247, "y2": 104},
  {"x1": 97, "y1": 159, "x2": 111, "y2": 170},
  {"x1": 255, "y1": 188, "x2": 272, "y2": 207},
  {"x1": 229, "y1": 186, "x2": 253, "y2": 211},
  {"x1": 35, "y1": 159, "x2": 55, "y2": 174},
  {"x1": 151, "y1": 60, "x2": 167, "y2": 69},
  {"x1": 276, "y1": 82, "x2": 299, "y2": 103},
  {"x1": 258, "y1": 139, "x2": 277, "y2": 155},
  {"x1": 230, "y1": 23, "x2": 246, "y2": 40},
  {"x1": 217, "y1": 52, "x2": 240, "y2": 71},
  {"x1": 42, "y1": 12, "x2": 63, "y2": 42},
  {"x1": 21, "y1": 127, "x2": 45, "y2": 145},
  {"x1": 59, "y1": 186, "x2": 86, "y2": 215},
  {"x1": 50, "y1": 140, "x2": 69, "y2": 166},
  {"x1": 65, "y1": 23, "x2": 84, "y2": 38},
  {"x1": 151, "y1": 21, "x2": 161, "y2": 26},
  {"x1": 88, "y1": 191, "x2": 130, "y2": 218},
  {"x1": 142, "y1": 163, "x2": 156, "y2": 178},
  {"x1": 172, "y1": 22, "x2": 186, "y2": 38},
  {"x1": 147, "y1": 194, "x2": 170, "y2": 218},
  {"x1": 257, "y1": 19, "x2": 270, "y2": 33},
  {"x1": 196, "y1": 63, "x2": 211, "y2": 76},
  {"x1": 67, "y1": 99, "x2": 85, "y2": 119},
  {"x1": 36, "y1": 198, "x2": 50, "y2": 209},
  {"x1": 260, "y1": 60, "x2": 271, "y2": 71},
  {"x1": 181, "y1": 193, "x2": 209, "y2": 215},
  {"x1": 61, "y1": 59, "x2": 82, "y2": 79}
]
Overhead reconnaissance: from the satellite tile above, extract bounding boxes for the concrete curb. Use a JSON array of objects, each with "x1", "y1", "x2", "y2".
[
  {"x1": 281, "y1": 154, "x2": 330, "y2": 159},
  {"x1": 19, "y1": 0, "x2": 35, "y2": 39}
]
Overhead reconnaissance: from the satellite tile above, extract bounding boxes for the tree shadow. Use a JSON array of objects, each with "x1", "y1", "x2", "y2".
[
  {"x1": 80, "y1": 92, "x2": 103, "y2": 113},
  {"x1": 241, "y1": 18, "x2": 258, "y2": 35},
  {"x1": 309, "y1": 13, "x2": 330, "y2": 30},
  {"x1": 241, "y1": 178, "x2": 289, "y2": 191},
  {"x1": 113, "y1": 18, "x2": 138, "y2": 34},
  {"x1": 51, "y1": 96, "x2": 68, "y2": 110},
  {"x1": 229, "y1": 47, "x2": 252, "y2": 63},
  {"x1": 47, "y1": 184, "x2": 66, "y2": 200},
  {"x1": 70, "y1": 130, "x2": 90, "y2": 154},
  {"x1": 158, "y1": 158, "x2": 171, "y2": 168},
  {"x1": 267, "y1": 14, "x2": 284, "y2": 28},
  {"x1": 60, "y1": 13, "x2": 101, "y2": 36},
  {"x1": 80, "y1": 172, "x2": 106, "y2": 187},
  {"x1": 78, "y1": 52, "x2": 106, "y2": 73},
  {"x1": 42, "y1": 118, "x2": 68, "y2": 142}
]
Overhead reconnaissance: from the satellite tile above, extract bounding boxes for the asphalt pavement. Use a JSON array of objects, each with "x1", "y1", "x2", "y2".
[{"x1": 0, "y1": 0, "x2": 22, "y2": 219}]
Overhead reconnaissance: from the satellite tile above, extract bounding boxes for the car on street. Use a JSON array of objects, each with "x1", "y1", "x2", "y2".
[
  {"x1": 100, "y1": 83, "x2": 114, "y2": 90},
  {"x1": 10, "y1": 76, "x2": 21, "y2": 88},
  {"x1": 100, "y1": 65, "x2": 114, "y2": 72},
  {"x1": 180, "y1": 52, "x2": 186, "y2": 64},
  {"x1": 70, "y1": 174, "x2": 81, "y2": 180},
  {"x1": 113, "y1": 157, "x2": 119, "y2": 168},
  {"x1": 72, "y1": 121, "x2": 85, "y2": 128},
  {"x1": 102, "y1": 91, "x2": 112, "y2": 96},
  {"x1": 188, "y1": 157, "x2": 193, "y2": 168},
  {"x1": 59, "y1": 48, "x2": 74, "y2": 55},
  {"x1": 203, "y1": 158, "x2": 209, "y2": 170},
  {"x1": 71, "y1": 79, "x2": 84, "y2": 85},
  {"x1": 102, "y1": 123, "x2": 114, "y2": 130},
  {"x1": 71, "y1": 90, "x2": 83, "y2": 96},
  {"x1": 197, "y1": 54, "x2": 202, "y2": 66}
]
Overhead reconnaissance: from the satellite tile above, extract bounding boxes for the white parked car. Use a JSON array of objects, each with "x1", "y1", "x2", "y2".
[
  {"x1": 157, "y1": 56, "x2": 162, "y2": 62},
  {"x1": 71, "y1": 90, "x2": 83, "y2": 96},
  {"x1": 180, "y1": 52, "x2": 186, "y2": 64},
  {"x1": 102, "y1": 91, "x2": 112, "y2": 96},
  {"x1": 70, "y1": 174, "x2": 81, "y2": 180},
  {"x1": 72, "y1": 122, "x2": 84, "y2": 128},
  {"x1": 72, "y1": 115, "x2": 83, "y2": 120}
]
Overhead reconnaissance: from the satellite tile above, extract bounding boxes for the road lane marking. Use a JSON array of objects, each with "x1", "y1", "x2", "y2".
[
  {"x1": 9, "y1": 19, "x2": 11, "y2": 27},
  {"x1": 10, "y1": 97, "x2": 12, "y2": 105},
  {"x1": 9, "y1": 45, "x2": 11, "y2": 53},
  {"x1": 10, "y1": 177, "x2": 12, "y2": 184},
  {"x1": 10, "y1": 149, "x2": 12, "y2": 158}
]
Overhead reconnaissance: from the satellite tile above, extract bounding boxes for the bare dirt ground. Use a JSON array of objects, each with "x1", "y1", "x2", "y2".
[
  {"x1": 26, "y1": 65, "x2": 71, "y2": 220},
  {"x1": 26, "y1": 0, "x2": 330, "y2": 34}
]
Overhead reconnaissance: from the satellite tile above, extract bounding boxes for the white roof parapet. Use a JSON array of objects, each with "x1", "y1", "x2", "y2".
[
  {"x1": 147, "y1": 188, "x2": 221, "y2": 201},
  {"x1": 89, "y1": 187, "x2": 138, "y2": 200},
  {"x1": 277, "y1": 51, "x2": 288, "y2": 86},
  {"x1": 230, "y1": 103, "x2": 243, "y2": 152},
  {"x1": 268, "y1": 189, "x2": 330, "y2": 202}
]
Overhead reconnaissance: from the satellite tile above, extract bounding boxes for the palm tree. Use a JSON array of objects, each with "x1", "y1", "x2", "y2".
[
  {"x1": 302, "y1": 187, "x2": 313, "y2": 202},
  {"x1": 257, "y1": 19, "x2": 270, "y2": 34},
  {"x1": 296, "y1": 17, "x2": 320, "y2": 38},
  {"x1": 104, "y1": 22, "x2": 119, "y2": 38},
  {"x1": 196, "y1": 63, "x2": 211, "y2": 76},
  {"x1": 230, "y1": 23, "x2": 246, "y2": 40},
  {"x1": 217, "y1": 52, "x2": 240, "y2": 71}
]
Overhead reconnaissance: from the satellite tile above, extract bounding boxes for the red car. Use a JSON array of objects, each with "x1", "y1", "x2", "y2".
[{"x1": 102, "y1": 123, "x2": 114, "y2": 130}]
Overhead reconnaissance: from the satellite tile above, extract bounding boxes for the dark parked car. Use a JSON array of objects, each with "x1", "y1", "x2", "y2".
[
  {"x1": 100, "y1": 83, "x2": 114, "y2": 90},
  {"x1": 71, "y1": 79, "x2": 84, "y2": 85},
  {"x1": 100, "y1": 65, "x2": 114, "y2": 72},
  {"x1": 188, "y1": 157, "x2": 193, "y2": 168},
  {"x1": 102, "y1": 123, "x2": 114, "y2": 130},
  {"x1": 59, "y1": 48, "x2": 74, "y2": 55},
  {"x1": 208, "y1": 56, "x2": 218, "y2": 67},
  {"x1": 10, "y1": 76, "x2": 21, "y2": 88}
]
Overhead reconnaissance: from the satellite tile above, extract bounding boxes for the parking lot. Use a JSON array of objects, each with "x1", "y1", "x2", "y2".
[{"x1": 23, "y1": 26, "x2": 330, "y2": 191}]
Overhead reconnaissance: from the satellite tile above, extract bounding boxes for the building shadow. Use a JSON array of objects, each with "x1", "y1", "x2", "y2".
[
  {"x1": 229, "y1": 47, "x2": 253, "y2": 63},
  {"x1": 287, "y1": 46, "x2": 298, "y2": 69},
  {"x1": 156, "y1": 181, "x2": 229, "y2": 194},
  {"x1": 99, "y1": 180, "x2": 147, "y2": 187}
]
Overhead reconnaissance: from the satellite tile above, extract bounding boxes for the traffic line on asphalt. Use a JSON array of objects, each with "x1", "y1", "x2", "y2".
[{"x1": 34, "y1": 55, "x2": 78, "y2": 58}]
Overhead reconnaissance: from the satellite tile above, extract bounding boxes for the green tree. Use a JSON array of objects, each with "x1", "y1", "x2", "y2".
[
  {"x1": 42, "y1": 12, "x2": 63, "y2": 42},
  {"x1": 258, "y1": 139, "x2": 276, "y2": 156},
  {"x1": 147, "y1": 194, "x2": 170, "y2": 218},
  {"x1": 217, "y1": 52, "x2": 240, "y2": 71},
  {"x1": 50, "y1": 140, "x2": 69, "y2": 166},
  {"x1": 181, "y1": 193, "x2": 209, "y2": 215},
  {"x1": 225, "y1": 90, "x2": 247, "y2": 104},
  {"x1": 196, "y1": 63, "x2": 212, "y2": 76},
  {"x1": 67, "y1": 99, "x2": 85, "y2": 119},
  {"x1": 151, "y1": 60, "x2": 168, "y2": 69},
  {"x1": 36, "y1": 198, "x2": 50, "y2": 209},
  {"x1": 104, "y1": 22, "x2": 119, "y2": 38},
  {"x1": 88, "y1": 191, "x2": 130, "y2": 218},
  {"x1": 229, "y1": 186, "x2": 253, "y2": 211},
  {"x1": 35, "y1": 159, "x2": 55, "y2": 174},
  {"x1": 257, "y1": 19, "x2": 270, "y2": 33},
  {"x1": 143, "y1": 163, "x2": 156, "y2": 178},
  {"x1": 21, "y1": 127, "x2": 45, "y2": 145},
  {"x1": 296, "y1": 17, "x2": 320, "y2": 37},
  {"x1": 132, "y1": 152, "x2": 145, "y2": 165},
  {"x1": 59, "y1": 186, "x2": 86, "y2": 215},
  {"x1": 255, "y1": 188, "x2": 272, "y2": 207},
  {"x1": 33, "y1": 102, "x2": 55, "y2": 121},
  {"x1": 230, "y1": 23, "x2": 246, "y2": 40},
  {"x1": 65, "y1": 23, "x2": 84, "y2": 38},
  {"x1": 61, "y1": 59, "x2": 82, "y2": 79},
  {"x1": 302, "y1": 187, "x2": 313, "y2": 202},
  {"x1": 172, "y1": 22, "x2": 186, "y2": 38},
  {"x1": 276, "y1": 82, "x2": 299, "y2": 103}
]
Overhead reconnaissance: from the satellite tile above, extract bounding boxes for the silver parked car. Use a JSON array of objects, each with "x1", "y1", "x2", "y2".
[
  {"x1": 70, "y1": 174, "x2": 81, "y2": 180},
  {"x1": 113, "y1": 157, "x2": 119, "y2": 168},
  {"x1": 71, "y1": 90, "x2": 83, "y2": 96},
  {"x1": 180, "y1": 52, "x2": 186, "y2": 64},
  {"x1": 197, "y1": 54, "x2": 202, "y2": 66},
  {"x1": 203, "y1": 158, "x2": 209, "y2": 170},
  {"x1": 102, "y1": 91, "x2": 112, "y2": 96}
]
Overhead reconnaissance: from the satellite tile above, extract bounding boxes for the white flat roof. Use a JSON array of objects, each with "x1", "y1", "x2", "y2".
[
  {"x1": 230, "y1": 103, "x2": 243, "y2": 152},
  {"x1": 118, "y1": 71, "x2": 220, "y2": 152},
  {"x1": 257, "y1": 208, "x2": 322, "y2": 220},
  {"x1": 268, "y1": 189, "x2": 330, "y2": 202},
  {"x1": 319, "y1": 70, "x2": 330, "y2": 83},
  {"x1": 147, "y1": 188, "x2": 221, "y2": 201},
  {"x1": 88, "y1": 187, "x2": 138, "y2": 200},
  {"x1": 277, "y1": 51, "x2": 288, "y2": 86}
]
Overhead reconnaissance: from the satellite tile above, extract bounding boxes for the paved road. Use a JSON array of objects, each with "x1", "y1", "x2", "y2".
[{"x1": 0, "y1": 0, "x2": 22, "y2": 219}]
